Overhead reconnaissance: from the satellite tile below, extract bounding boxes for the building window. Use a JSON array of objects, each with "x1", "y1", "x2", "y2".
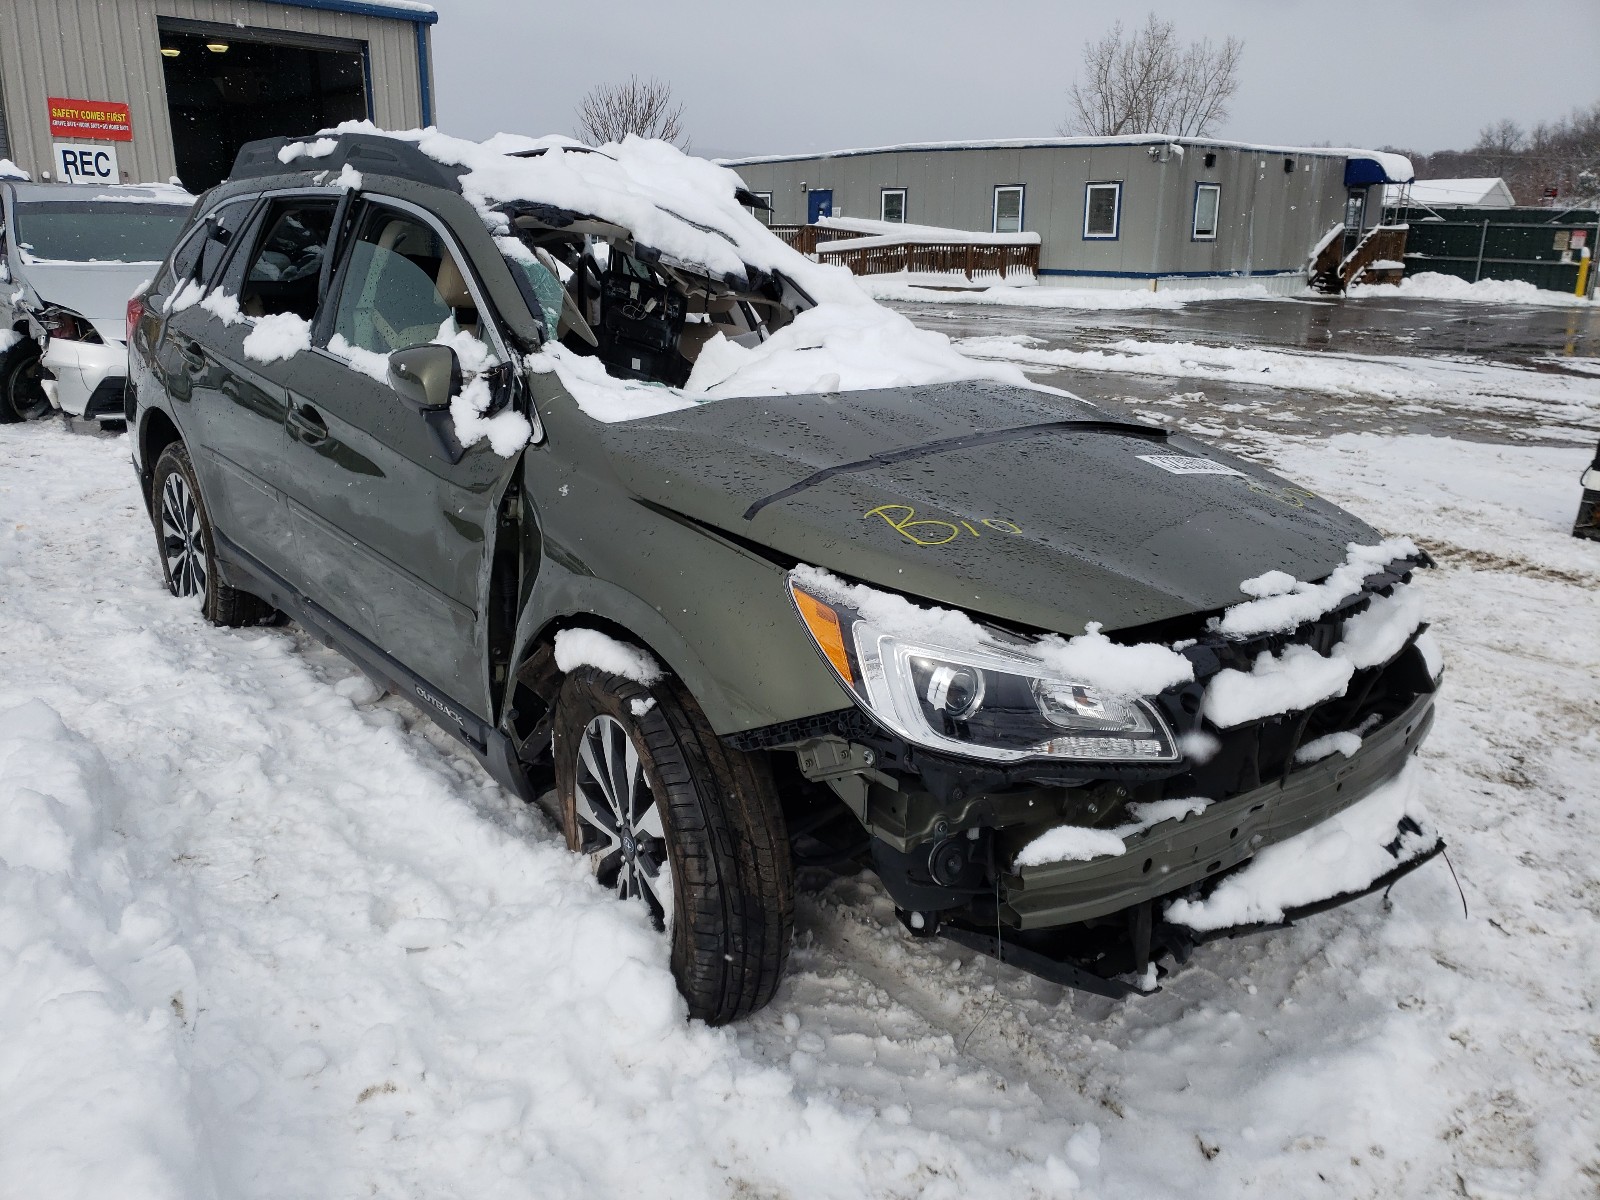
[
  {"x1": 1192, "y1": 183, "x2": 1220, "y2": 240},
  {"x1": 992, "y1": 185, "x2": 1024, "y2": 233},
  {"x1": 744, "y1": 192, "x2": 772, "y2": 226},
  {"x1": 881, "y1": 188, "x2": 906, "y2": 223},
  {"x1": 1083, "y1": 182, "x2": 1121, "y2": 239}
]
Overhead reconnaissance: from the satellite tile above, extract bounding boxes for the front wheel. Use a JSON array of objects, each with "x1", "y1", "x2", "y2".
[
  {"x1": 552, "y1": 666, "x2": 793, "y2": 1024},
  {"x1": 0, "y1": 341, "x2": 51, "y2": 423},
  {"x1": 149, "y1": 441, "x2": 275, "y2": 627}
]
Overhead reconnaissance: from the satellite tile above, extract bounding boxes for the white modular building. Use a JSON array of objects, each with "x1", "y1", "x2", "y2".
[{"x1": 723, "y1": 136, "x2": 1414, "y2": 291}]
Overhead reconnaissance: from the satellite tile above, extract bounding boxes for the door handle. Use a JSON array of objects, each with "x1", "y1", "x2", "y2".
[
  {"x1": 286, "y1": 403, "x2": 329, "y2": 446},
  {"x1": 179, "y1": 341, "x2": 207, "y2": 374}
]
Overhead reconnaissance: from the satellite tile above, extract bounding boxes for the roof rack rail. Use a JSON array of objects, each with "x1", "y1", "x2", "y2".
[{"x1": 229, "y1": 132, "x2": 467, "y2": 192}]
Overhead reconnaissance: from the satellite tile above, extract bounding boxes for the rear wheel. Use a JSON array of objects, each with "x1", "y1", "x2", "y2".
[
  {"x1": 552, "y1": 666, "x2": 793, "y2": 1024},
  {"x1": 0, "y1": 341, "x2": 50, "y2": 423},
  {"x1": 150, "y1": 442, "x2": 275, "y2": 627}
]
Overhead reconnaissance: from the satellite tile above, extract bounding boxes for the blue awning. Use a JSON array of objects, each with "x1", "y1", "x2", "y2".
[{"x1": 1345, "y1": 155, "x2": 1413, "y2": 186}]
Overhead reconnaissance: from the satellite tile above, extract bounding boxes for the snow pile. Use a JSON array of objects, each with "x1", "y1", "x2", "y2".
[
  {"x1": 1294, "y1": 729, "x2": 1363, "y2": 764},
  {"x1": 553, "y1": 628, "x2": 664, "y2": 685},
  {"x1": 198, "y1": 288, "x2": 242, "y2": 326},
  {"x1": 300, "y1": 124, "x2": 1030, "y2": 420},
  {"x1": 325, "y1": 332, "x2": 389, "y2": 382},
  {"x1": 1013, "y1": 825, "x2": 1127, "y2": 866},
  {"x1": 1205, "y1": 583, "x2": 1427, "y2": 728},
  {"x1": 1014, "y1": 796, "x2": 1213, "y2": 867},
  {"x1": 1203, "y1": 643, "x2": 1358, "y2": 728},
  {"x1": 0, "y1": 701, "x2": 209, "y2": 1198},
  {"x1": 431, "y1": 318, "x2": 532, "y2": 457},
  {"x1": 792, "y1": 565, "x2": 1195, "y2": 698},
  {"x1": 450, "y1": 373, "x2": 531, "y2": 457},
  {"x1": 683, "y1": 300, "x2": 1018, "y2": 401},
  {"x1": 0, "y1": 157, "x2": 31, "y2": 181},
  {"x1": 959, "y1": 334, "x2": 1440, "y2": 400},
  {"x1": 163, "y1": 279, "x2": 205, "y2": 314},
  {"x1": 1350, "y1": 271, "x2": 1595, "y2": 308},
  {"x1": 1221, "y1": 538, "x2": 1419, "y2": 636},
  {"x1": 277, "y1": 137, "x2": 337, "y2": 163},
  {"x1": 863, "y1": 278, "x2": 1285, "y2": 308},
  {"x1": 241, "y1": 312, "x2": 311, "y2": 364},
  {"x1": 1164, "y1": 764, "x2": 1435, "y2": 931}
]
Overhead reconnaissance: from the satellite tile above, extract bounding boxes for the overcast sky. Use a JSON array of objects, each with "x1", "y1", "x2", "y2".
[{"x1": 429, "y1": 0, "x2": 1597, "y2": 160}]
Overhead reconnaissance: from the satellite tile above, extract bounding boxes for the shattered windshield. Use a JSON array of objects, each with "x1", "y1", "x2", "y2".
[
  {"x1": 295, "y1": 125, "x2": 1030, "y2": 423},
  {"x1": 14, "y1": 201, "x2": 189, "y2": 263}
]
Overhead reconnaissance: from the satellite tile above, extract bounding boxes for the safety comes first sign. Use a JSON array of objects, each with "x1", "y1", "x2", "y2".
[{"x1": 48, "y1": 96, "x2": 133, "y2": 141}]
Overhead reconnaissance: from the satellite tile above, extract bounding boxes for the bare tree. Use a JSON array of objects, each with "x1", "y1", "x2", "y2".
[
  {"x1": 1392, "y1": 99, "x2": 1599, "y2": 204},
  {"x1": 1472, "y1": 119, "x2": 1526, "y2": 175},
  {"x1": 1060, "y1": 14, "x2": 1242, "y2": 139},
  {"x1": 574, "y1": 76, "x2": 689, "y2": 149}
]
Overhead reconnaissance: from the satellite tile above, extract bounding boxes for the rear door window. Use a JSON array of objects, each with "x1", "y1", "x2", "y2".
[
  {"x1": 155, "y1": 197, "x2": 253, "y2": 297},
  {"x1": 236, "y1": 198, "x2": 338, "y2": 321}
]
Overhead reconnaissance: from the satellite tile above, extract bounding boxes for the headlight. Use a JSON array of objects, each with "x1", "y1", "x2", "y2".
[{"x1": 789, "y1": 574, "x2": 1179, "y2": 765}]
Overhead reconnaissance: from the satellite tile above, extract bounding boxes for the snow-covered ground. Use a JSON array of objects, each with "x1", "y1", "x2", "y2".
[
  {"x1": 3, "y1": 359, "x2": 1599, "y2": 1194},
  {"x1": 960, "y1": 333, "x2": 1600, "y2": 448},
  {"x1": 865, "y1": 272, "x2": 1595, "y2": 311}
]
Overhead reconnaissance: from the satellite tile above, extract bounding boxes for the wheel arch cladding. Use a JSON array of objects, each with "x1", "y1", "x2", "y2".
[{"x1": 139, "y1": 408, "x2": 184, "y2": 508}]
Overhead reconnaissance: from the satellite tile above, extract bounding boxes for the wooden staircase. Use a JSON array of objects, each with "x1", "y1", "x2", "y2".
[{"x1": 1307, "y1": 223, "x2": 1409, "y2": 293}]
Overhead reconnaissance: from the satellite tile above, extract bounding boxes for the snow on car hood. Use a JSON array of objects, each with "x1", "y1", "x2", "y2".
[
  {"x1": 295, "y1": 124, "x2": 1032, "y2": 421},
  {"x1": 17, "y1": 261, "x2": 151, "y2": 342},
  {"x1": 596, "y1": 380, "x2": 1385, "y2": 634}
]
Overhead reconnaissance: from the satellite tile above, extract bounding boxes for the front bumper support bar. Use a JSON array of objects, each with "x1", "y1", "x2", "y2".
[{"x1": 937, "y1": 833, "x2": 1445, "y2": 1000}]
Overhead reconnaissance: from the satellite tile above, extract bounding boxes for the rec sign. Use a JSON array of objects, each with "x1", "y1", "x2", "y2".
[
  {"x1": 48, "y1": 96, "x2": 133, "y2": 141},
  {"x1": 54, "y1": 143, "x2": 120, "y2": 185}
]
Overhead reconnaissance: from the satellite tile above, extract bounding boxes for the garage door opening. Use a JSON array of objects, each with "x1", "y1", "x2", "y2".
[{"x1": 159, "y1": 23, "x2": 369, "y2": 192}]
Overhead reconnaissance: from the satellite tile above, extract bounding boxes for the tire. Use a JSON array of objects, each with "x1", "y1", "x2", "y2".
[
  {"x1": 552, "y1": 666, "x2": 793, "y2": 1024},
  {"x1": 0, "y1": 340, "x2": 50, "y2": 423},
  {"x1": 150, "y1": 441, "x2": 275, "y2": 627}
]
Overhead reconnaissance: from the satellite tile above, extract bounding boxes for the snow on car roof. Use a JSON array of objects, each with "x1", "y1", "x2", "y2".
[
  {"x1": 286, "y1": 124, "x2": 1035, "y2": 425},
  {"x1": 8, "y1": 181, "x2": 194, "y2": 204}
]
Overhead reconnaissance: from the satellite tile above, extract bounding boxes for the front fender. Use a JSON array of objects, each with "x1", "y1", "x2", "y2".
[{"x1": 510, "y1": 528, "x2": 851, "y2": 737}]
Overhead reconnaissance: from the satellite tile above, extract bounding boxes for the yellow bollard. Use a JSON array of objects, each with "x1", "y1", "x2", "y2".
[{"x1": 1576, "y1": 248, "x2": 1592, "y2": 298}]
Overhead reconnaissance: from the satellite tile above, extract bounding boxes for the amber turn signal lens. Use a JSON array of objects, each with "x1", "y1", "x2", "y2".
[{"x1": 791, "y1": 586, "x2": 855, "y2": 686}]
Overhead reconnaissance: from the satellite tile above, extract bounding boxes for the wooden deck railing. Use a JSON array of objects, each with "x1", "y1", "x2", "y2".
[
  {"x1": 771, "y1": 222, "x2": 1039, "y2": 282},
  {"x1": 769, "y1": 224, "x2": 871, "y2": 254},
  {"x1": 816, "y1": 238, "x2": 1040, "y2": 281}
]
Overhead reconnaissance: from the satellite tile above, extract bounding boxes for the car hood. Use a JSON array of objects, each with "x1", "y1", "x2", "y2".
[
  {"x1": 595, "y1": 381, "x2": 1381, "y2": 634},
  {"x1": 17, "y1": 260, "x2": 152, "y2": 340}
]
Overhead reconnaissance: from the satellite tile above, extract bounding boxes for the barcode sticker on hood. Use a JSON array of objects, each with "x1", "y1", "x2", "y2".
[{"x1": 1137, "y1": 454, "x2": 1245, "y2": 476}]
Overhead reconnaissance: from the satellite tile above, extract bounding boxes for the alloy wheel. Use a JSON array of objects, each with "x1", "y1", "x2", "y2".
[
  {"x1": 574, "y1": 713, "x2": 673, "y2": 928},
  {"x1": 160, "y1": 472, "x2": 207, "y2": 602}
]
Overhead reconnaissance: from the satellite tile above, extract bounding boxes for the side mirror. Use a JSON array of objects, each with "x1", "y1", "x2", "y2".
[{"x1": 388, "y1": 344, "x2": 460, "y2": 412}]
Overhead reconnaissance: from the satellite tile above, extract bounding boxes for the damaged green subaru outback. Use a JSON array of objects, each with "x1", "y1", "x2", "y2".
[{"x1": 128, "y1": 127, "x2": 1444, "y2": 1024}]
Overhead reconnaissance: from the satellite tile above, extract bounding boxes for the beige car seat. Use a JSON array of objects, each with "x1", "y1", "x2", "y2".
[
  {"x1": 678, "y1": 294, "x2": 738, "y2": 362},
  {"x1": 435, "y1": 252, "x2": 478, "y2": 338}
]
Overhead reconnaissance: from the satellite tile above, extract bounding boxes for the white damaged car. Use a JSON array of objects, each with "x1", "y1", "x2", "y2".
[{"x1": 1, "y1": 177, "x2": 192, "y2": 427}]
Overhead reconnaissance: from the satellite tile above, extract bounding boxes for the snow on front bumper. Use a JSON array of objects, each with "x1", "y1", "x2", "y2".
[
  {"x1": 1000, "y1": 689, "x2": 1436, "y2": 930},
  {"x1": 1162, "y1": 761, "x2": 1436, "y2": 932},
  {"x1": 41, "y1": 337, "x2": 125, "y2": 419}
]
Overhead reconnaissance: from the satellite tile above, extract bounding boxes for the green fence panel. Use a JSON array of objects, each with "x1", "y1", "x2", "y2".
[{"x1": 1397, "y1": 205, "x2": 1599, "y2": 294}]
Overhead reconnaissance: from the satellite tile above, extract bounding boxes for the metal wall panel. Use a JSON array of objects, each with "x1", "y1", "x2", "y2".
[
  {"x1": 729, "y1": 141, "x2": 1353, "y2": 285},
  {"x1": 0, "y1": 0, "x2": 424, "y2": 185}
]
